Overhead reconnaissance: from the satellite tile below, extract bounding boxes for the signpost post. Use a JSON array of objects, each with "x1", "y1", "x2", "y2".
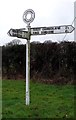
[
  {"x1": 7, "y1": 9, "x2": 75, "y2": 106},
  {"x1": 23, "y1": 9, "x2": 35, "y2": 105}
]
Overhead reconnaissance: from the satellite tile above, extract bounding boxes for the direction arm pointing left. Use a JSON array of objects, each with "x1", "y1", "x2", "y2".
[
  {"x1": 7, "y1": 28, "x2": 29, "y2": 40},
  {"x1": 7, "y1": 28, "x2": 18, "y2": 37}
]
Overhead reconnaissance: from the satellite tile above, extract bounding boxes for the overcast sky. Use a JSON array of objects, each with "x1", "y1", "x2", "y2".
[{"x1": 0, "y1": 0, "x2": 75, "y2": 45}]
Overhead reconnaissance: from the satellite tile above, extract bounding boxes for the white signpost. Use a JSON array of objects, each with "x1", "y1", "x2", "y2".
[
  {"x1": 8, "y1": 28, "x2": 29, "y2": 39},
  {"x1": 23, "y1": 9, "x2": 35, "y2": 105},
  {"x1": 7, "y1": 9, "x2": 75, "y2": 106},
  {"x1": 31, "y1": 25, "x2": 75, "y2": 35}
]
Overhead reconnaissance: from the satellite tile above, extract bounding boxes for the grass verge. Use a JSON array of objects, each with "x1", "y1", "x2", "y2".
[{"x1": 2, "y1": 79, "x2": 75, "y2": 119}]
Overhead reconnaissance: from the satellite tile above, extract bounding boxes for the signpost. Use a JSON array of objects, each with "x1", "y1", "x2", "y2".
[
  {"x1": 8, "y1": 28, "x2": 29, "y2": 39},
  {"x1": 31, "y1": 25, "x2": 75, "y2": 35},
  {"x1": 7, "y1": 9, "x2": 75, "y2": 106},
  {"x1": 22, "y1": 9, "x2": 35, "y2": 105}
]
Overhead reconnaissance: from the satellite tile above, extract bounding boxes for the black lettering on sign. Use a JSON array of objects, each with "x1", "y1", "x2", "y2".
[
  {"x1": 65, "y1": 30, "x2": 69, "y2": 33},
  {"x1": 41, "y1": 31, "x2": 47, "y2": 34},
  {"x1": 32, "y1": 28, "x2": 41, "y2": 31},
  {"x1": 50, "y1": 27, "x2": 54, "y2": 30},
  {"x1": 42, "y1": 27, "x2": 54, "y2": 30},
  {"x1": 65, "y1": 26, "x2": 69, "y2": 29},
  {"x1": 41, "y1": 30, "x2": 54, "y2": 34},
  {"x1": 55, "y1": 26, "x2": 60, "y2": 30},
  {"x1": 47, "y1": 31, "x2": 54, "y2": 34},
  {"x1": 33, "y1": 32, "x2": 39, "y2": 35},
  {"x1": 42, "y1": 27, "x2": 47, "y2": 30}
]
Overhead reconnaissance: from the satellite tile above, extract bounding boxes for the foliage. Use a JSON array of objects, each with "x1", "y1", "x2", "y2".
[
  {"x1": 6, "y1": 39, "x2": 22, "y2": 46},
  {"x1": 2, "y1": 41, "x2": 76, "y2": 84},
  {"x1": 2, "y1": 44, "x2": 25, "y2": 79}
]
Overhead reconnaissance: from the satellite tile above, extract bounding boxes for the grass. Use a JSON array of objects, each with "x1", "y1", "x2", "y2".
[
  {"x1": 2, "y1": 79, "x2": 75, "y2": 119},
  {"x1": 0, "y1": 79, "x2": 2, "y2": 120}
]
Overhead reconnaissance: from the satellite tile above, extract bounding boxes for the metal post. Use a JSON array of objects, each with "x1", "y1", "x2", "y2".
[
  {"x1": 22, "y1": 9, "x2": 35, "y2": 105},
  {"x1": 26, "y1": 24, "x2": 31, "y2": 105}
]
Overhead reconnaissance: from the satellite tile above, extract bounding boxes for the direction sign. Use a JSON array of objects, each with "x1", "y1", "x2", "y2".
[
  {"x1": 8, "y1": 29, "x2": 29, "y2": 39},
  {"x1": 31, "y1": 25, "x2": 75, "y2": 35},
  {"x1": 8, "y1": 29, "x2": 18, "y2": 37},
  {"x1": 17, "y1": 31, "x2": 28, "y2": 39}
]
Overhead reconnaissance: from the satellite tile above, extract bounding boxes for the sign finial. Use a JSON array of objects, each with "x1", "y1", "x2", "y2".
[{"x1": 23, "y1": 9, "x2": 35, "y2": 25}]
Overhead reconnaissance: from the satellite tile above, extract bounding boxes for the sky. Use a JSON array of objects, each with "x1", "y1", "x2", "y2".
[{"x1": 0, "y1": 0, "x2": 75, "y2": 45}]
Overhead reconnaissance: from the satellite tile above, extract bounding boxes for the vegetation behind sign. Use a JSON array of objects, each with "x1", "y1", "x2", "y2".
[{"x1": 2, "y1": 40, "x2": 76, "y2": 84}]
